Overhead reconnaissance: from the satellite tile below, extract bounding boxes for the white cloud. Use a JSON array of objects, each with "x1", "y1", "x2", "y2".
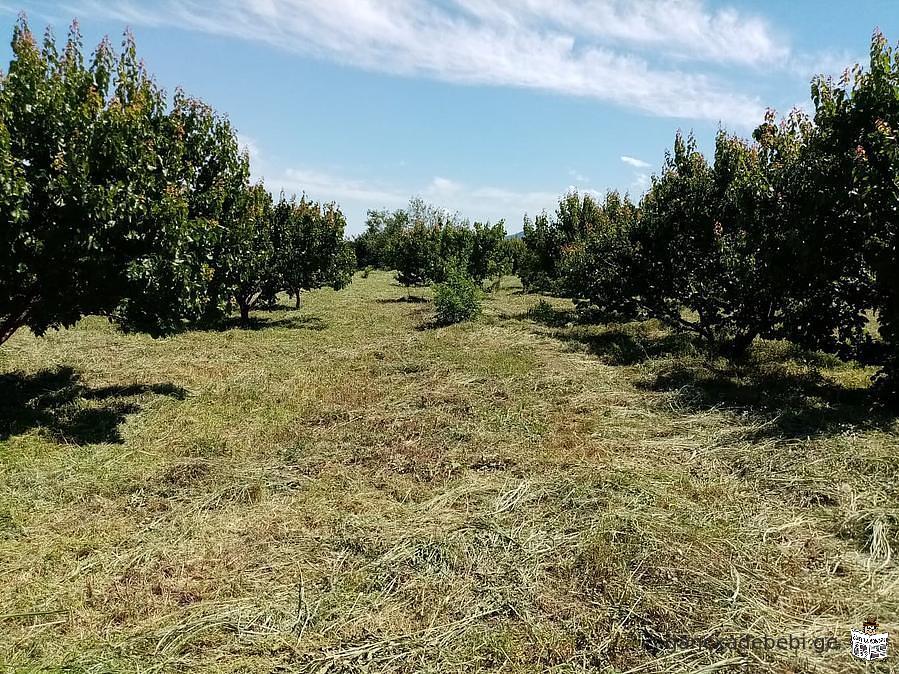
[
  {"x1": 279, "y1": 167, "x2": 409, "y2": 206},
  {"x1": 789, "y1": 48, "x2": 863, "y2": 81},
  {"x1": 620, "y1": 156, "x2": 652, "y2": 195},
  {"x1": 568, "y1": 168, "x2": 589, "y2": 183},
  {"x1": 460, "y1": 0, "x2": 790, "y2": 67},
  {"x1": 68, "y1": 0, "x2": 779, "y2": 125},
  {"x1": 265, "y1": 165, "x2": 558, "y2": 230},
  {"x1": 426, "y1": 176, "x2": 464, "y2": 197},
  {"x1": 621, "y1": 155, "x2": 651, "y2": 168},
  {"x1": 631, "y1": 172, "x2": 650, "y2": 192},
  {"x1": 467, "y1": 185, "x2": 558, "y2": 212},
  {"x1": 237, "y1": 134, "x2": 261, "y2": 162},
  {"x1": 566, "y1": 185, "x2": 603, "y2": 201}
]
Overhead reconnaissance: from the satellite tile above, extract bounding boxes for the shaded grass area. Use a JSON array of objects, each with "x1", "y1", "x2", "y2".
[
  {"x1": 0, "y1": 367, "x2": 186, "y2": 444},
  {"x1": 202, "y1": 313, "x2": 329, "y2": 332},
  {"x1": 532, "y1": 310, "x2": 895, "y2": 440},
  {"x1": 0, "y1": 271, "x2": 897, "y2": 673}
]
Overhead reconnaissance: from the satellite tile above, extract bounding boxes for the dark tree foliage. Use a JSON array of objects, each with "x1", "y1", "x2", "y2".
[
  {"x1": 353, "y1": 208, "x2": 406, "y2": 270},
  {"x1": 547, "y1": 32, "x2": 899, "y2": 402},
  {"x1": 0, "y1": 20, "x2": 182, "y2": 345},
  {"x1": 0, "y1": 18, "x2": 356, "y2": 342},
  {"x1": 272, "y1": 194, "x2": 354, "y2": 308},
  {"x1": 390, "y1": 197, "x2": 509, "y2": 289},
  {"x1": 501, "y1": 236, "x2": 527, "y2": 276},
  {"x1": 229, "y1": 183, "x2": 276, "y2": 324},
  {"x1": 394, "y1": 220, "x2": 437, "y2": 288},
  {"x1": 116, "y1": 93, "x2": 251, "y2": 334},
  {"x1": 469, "y1": 221, "x2": 510, "y2": 288},
  {"x1": 563, "y1": 126, "x2": 833, "y2": 359},
  {"x1": 805, "y1": 32, "x2": 899, "y2": 399},
  {"x1": 558, "y1": 191, "x2": 640, "y2": 320},
  {"x1": 520, "y1": 190, "x2": 604, "y2": 293},
  {"x1": 628, "y1": 129, "x2": 804, "y2": 358}
]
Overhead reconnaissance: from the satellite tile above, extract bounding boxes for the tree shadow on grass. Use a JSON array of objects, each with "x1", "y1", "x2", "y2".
[
  {"x1": 414, "y1": 318, "x2": 453, "y2": 331},
  {"x1": 0, "y1": 367, "x2": 187, "y2": 444},
  {"x1": 638, "y1": 354, "x2": 897, "y2": 440},
  {"x1": 506, "y1": 303, "x2": 576, "y2": 328},
  {"x1": 516, "y1": 306, "x2": 699, "y2": 365},
  {"x1": 250, "y1": 303, "x2": 283, "y2": 313},
  {"x1": 557, "y1": 328, "x2": 699, "y2": 366},
  {"x1": 377, "y1": 296, "x2": 430, "y2": 304},
  {"x1": 213, "y1": 314, "x2": 328, "y2": 332},
  {"x1": 514, "y1": 309, "x2": 897, "y2": 439}
]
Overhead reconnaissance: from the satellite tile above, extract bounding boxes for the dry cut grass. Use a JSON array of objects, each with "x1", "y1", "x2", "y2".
[{"x1": 0, "y1": 271, "x2": 897, "y2": 673}]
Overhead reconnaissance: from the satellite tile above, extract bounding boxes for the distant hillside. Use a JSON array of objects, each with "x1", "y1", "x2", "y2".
[{"x1": 506, "y1": 230, "x2": 524, "y2": 240}]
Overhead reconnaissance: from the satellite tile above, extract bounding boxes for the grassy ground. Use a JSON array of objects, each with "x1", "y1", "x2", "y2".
[{"x1": 1, "y1": 271, "x2": 897, "y2": 673}]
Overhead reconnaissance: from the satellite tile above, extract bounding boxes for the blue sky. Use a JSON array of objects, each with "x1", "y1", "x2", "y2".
[{"x1": 3, "y1": 1, "x2": 897, "y2": 234}]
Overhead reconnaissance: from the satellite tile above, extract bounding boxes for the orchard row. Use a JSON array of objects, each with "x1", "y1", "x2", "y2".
[
  {"x1": 0, "y1": 18, "x2": 354, "y2": 345},
  {"x1": 2, "y1": 18, "x2": 898, "y2": 401},
  {"x1": 516, "y1": 34, "x2": 899, "y2": 402}
]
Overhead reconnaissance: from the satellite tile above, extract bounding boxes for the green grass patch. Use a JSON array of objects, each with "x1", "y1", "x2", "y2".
[{"x1": 0, "y1": 271, "x2": 896, "y2": 672}]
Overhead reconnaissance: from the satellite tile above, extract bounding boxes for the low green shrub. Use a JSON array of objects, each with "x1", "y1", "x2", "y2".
[
  {"x1": 433, "y1": 270, "x2": 483, "y2": 325},
  {"x1": 526, "y1": 299, "x2": 558, "y2": 325}
]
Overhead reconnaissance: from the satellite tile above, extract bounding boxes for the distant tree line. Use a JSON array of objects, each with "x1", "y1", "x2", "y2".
[
  {"x1": 0, "y1": 18, "x2": 354, "y2": 346},
  {"x1": 519, "y1": 32, "x2": 899, "y2": 402},
  {"x1": 353, "y1": 197, "x2": 515, "y2": 290},
  {"x1": 6, "y1": 19, "x2": 898, "y2": 399}
]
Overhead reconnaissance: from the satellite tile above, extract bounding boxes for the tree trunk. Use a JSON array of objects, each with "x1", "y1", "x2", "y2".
[
  {"x1": 238, "y1": 301, "x2": 250, "y2": 325},
  {"x1": 0, "y1": 317, "x2": 25, "y2": 347},
  {"x1": 203, "y1": 247, "x2": 226, "y2": 324},
  {"x1": 0, "y1": 301, "x2": 31, "y2": 347},
  {"x1": 722, "y1": 330, "x2": 758, "y2": 361},
  {"x1": 294, "y1": 291, "x2": 303, "y2": 309}
]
